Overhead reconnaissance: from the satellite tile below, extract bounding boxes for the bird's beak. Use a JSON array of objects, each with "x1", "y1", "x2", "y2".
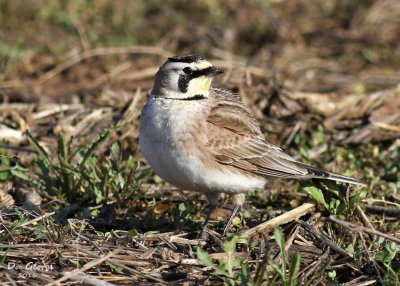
[
  {"x1": 192, "y1": 66, "x2": 225, "y2": 78},
  {"x1": 207, "y1": 66, "x2": 224, "y2": 76}
]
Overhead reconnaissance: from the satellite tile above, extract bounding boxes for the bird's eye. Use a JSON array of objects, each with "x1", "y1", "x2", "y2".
[{"x1": 183, "y1": 67, "x2": 193, "y2": 75}]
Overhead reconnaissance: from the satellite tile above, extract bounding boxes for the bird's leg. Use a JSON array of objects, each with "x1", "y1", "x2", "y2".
[
  {"x1": 223, "y1": 204, "x2": 240, "y2": 236},
  {"x1": 198, "y1": 192, "x2": 220, "y2": 238},
  {"x1": 223, "y1": 193, "x2": 245, "y2": 236},
  {"x1": 202, "y1": 202, "x2": 216, "y2": 229}
]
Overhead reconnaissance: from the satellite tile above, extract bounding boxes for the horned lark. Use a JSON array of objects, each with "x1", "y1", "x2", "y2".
[{"x1": 139, "y1": 54, "x2": 364, "y2": 234}]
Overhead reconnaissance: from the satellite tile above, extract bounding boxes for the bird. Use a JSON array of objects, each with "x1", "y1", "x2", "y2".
[{"x1": 139, "y1": 54, "x2": 365, "y2": 235}]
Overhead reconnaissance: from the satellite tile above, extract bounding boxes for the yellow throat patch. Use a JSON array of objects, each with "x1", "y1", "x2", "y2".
[{"x1": 187, "y1": 76, "x2": 212, "y2": 96}]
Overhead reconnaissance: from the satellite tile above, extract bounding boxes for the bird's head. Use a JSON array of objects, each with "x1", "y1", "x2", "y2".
[{"x1": 151, "y1": 54, "x2": 224, "y2": 100}]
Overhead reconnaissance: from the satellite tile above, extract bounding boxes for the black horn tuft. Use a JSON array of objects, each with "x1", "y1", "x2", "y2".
[{"x1": 168, "y1": 54, "x2": 205, "y2": 63}]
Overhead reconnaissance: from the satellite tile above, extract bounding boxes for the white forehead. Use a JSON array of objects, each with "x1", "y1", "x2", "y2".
[{"x1": 161, "y1": 60, "x2": 213, "y2": 71}]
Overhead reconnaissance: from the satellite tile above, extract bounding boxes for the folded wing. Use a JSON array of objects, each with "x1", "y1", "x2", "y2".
[{"x1": 205, "y1": 89, "x2": 364, "y2": 185}]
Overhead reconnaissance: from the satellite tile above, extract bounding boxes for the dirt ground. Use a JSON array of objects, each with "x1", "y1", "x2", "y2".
[{"x1": 0, "y1": 1, "x2": 399, "y2": 285}]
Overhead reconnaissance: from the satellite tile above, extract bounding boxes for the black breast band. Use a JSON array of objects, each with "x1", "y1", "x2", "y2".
[{"x1": 164, "y1": 94, "x2": 207, "y2": 101}]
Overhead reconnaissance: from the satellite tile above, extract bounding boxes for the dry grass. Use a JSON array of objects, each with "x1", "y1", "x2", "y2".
[{"x1": 0, "y1": 1, "x2": 399, "y2": 285}]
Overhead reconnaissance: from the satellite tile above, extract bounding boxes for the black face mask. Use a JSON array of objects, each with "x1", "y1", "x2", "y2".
[{"x1": 177, "y1": 66, "x2": 224, "y2": 93}]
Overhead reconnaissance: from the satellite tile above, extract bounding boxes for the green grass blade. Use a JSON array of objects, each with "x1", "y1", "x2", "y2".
[
  {"x1": 274, "y1": 227, "x2": 287, "y2": 283},
  {"x1": 25, "y1": 130, "x2": 51, "y2": 164},
  {"x1": 289, "y1": 252, "x2": 301, "y2": 286},
  {"x1": 79, "y1": 129, "x2": 110, "y2": 170}
]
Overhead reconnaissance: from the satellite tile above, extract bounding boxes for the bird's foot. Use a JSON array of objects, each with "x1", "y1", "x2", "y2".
[{"x1": 197, "y1": 227, "x2": 210, "y2": 240}]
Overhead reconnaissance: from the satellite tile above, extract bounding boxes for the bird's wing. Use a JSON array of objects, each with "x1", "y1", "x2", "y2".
[
  {"x1": 203, "y1": 88, "x2": 365, "y2": 186},
  {"x1": 205, "y1": 88, "x2": 311, "y2": 178}
]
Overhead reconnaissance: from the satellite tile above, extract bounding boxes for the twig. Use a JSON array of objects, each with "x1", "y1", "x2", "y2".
[
  {"x1": 212, "y1": 60, "x2": 273, "y2": 79},
  {"x1": 70, "y1": 227, "x2": 104, "y2": 254},
  {"x1": 21, "y1": 212, "x2": 55, "y2": 228},
  {"x1": 38, "y1": 46, "x2": 172, "y2": 84},
  {"x1": 327, "y1": 215, "x2": 400, "y2": 244},
  {"x1": 210, "y1": 252, "x2": 247, "y2": 260},
  {"x1": 116, "y1": 66, "x2": 159, "y2": 81},
  {"x1": 0, "y1": 80, "x2": 24, "y2": 89},
  {"x1": 0, "y1": 144, "x2": 36, "y2": 153},
  {"x1": 0, "y1": 212, "x2": 55, "y2": 235},
  {"x1": 357, "y1": 228, "x2": 385, "y2": 285},
  {"x1": 68, "y1": 274, "x2": 116, "y2": 286},
  {"x1": 298, "y1": 221, "x2": 351, "y2": 258},
  {"x1": 66, "y1": 244, "x2": 164, "y2": 283},
  {"x1": 372, "y1": 121, "x2": 400, "y2": 132},
  {"x1": 345, "y1": 276, "x2": 377, "y2": 286},
  {"x1": 45, "y1": 249, "x2": 121, "y2": 286},
  {"x1": 355, "y1": 205, "x2": 375, "y2": 230},
  {"x1": 284, "y1": 224, "x2": 300, "y2": 253},
  {"x1": 283, "y1": 121, "x2": 302, "y2": 148},
  {"x1": 0, "y1": 243, "x2": 64, "y2": 248},
  {"x1": 169, "y1": 235, "x2": 206, "y2": 246},
  {"x1": 116, "y1": 88, "x2": 144, "y2": 127},
  {"x1": 5, "y1": 272, "x2": 17, "y2": 286},
  {"x1": 268, "y1": 224, "x2": 301, "y2": 273},
  {"x1": 299, "y1": 248, "x2": 330, "y2": 282},
  {"x1": 364, "y1": 198, "x2": 400, "y2": 207},
  {"x1": 0, "y1": 103, "x2": 35, "y2": 112},
  {"x1": 363, "y1": 204, "x2": 400, "y2": 217},
  {"x1": 31, "y1": 104, "x2": 84, "y2": 120},
  {"x1": 84, "y1": 62, "x2": 133, "y2": 89},
  {"x1": 159, "y1": 237, "x2": 178, "y2": 251},
  {"x1": 244, "y1": 203, "x2": 315, "y2": 236}
]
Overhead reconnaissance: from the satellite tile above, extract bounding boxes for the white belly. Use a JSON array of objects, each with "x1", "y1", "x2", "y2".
[{"x1": 139, "y1": 98, "x2": 266, "y2": 194}]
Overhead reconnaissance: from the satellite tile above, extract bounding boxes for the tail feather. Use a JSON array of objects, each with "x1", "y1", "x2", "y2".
[
  {"x1": 324, "y1": 172, "x2": 366, "y2": 186},
  {"x1": 302, "y1": 164, "x2": 366, "y2": 186}
]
